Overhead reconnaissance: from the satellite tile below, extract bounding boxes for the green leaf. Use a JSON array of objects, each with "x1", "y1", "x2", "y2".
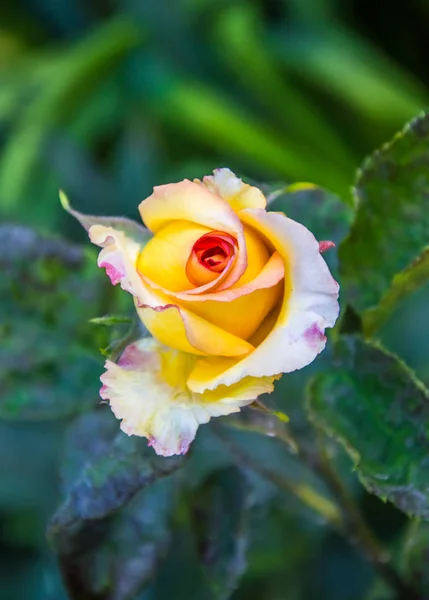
[
  {"x1": 307, "y1": 335, "x2": 429, "y2": 518},
  {"x1": 402, "y1": 520, "x2": 429, "y2": 596},
  {"x1": 364, "y1": 246, "x2": 429, "y2": 337},
  {"x1": 49, "y1": 431, "x2": 182, "y2": 547},
  {"x1": 339, "y1": 113, "x2": 429, "y2": 334},
  {"x1": 60, "y1": 190, "x2": 151, "y2": 244},
  {"x1": 212, "y1": 5, "x2": 356, "y2": 172},
  {"x1": 0, "y1": 18, "x2": 142, "y2": 211},
  {"x1": 268, "y1": 183, "x2": 353, "y2": 242},
  {"x1": 146, "y1": 75, "x2": 351, "y2": 197},
  {"x1": 268, "y1": 183, "x2": 353, "y2": 278},
  {"x1": 0, "y1": 225, "x2": 115, "y2": 421},
  {"x1": 191, "y1": 467, "x2": 251, "y2": 600},
  {"x1": 90, "y1": 314, "x2": 134, "y2": 326},
  {"x1": 49, "y1": 411, "x2": 181, "y2": 599}
]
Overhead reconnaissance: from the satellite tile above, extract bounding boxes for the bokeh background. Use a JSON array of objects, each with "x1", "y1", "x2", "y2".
[{"x1": 2, "y1": 0, "x2": 429, "y2": 598}]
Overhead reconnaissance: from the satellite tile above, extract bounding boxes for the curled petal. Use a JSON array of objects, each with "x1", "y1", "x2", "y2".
[
  {"x1": 139, "y1": 179, "x2": 247, "y2": 290},
  {"x1": 137, "y1": 221, "x2": 236, "y2": 295},
  {"x1": 136, "y1": 300, "x2": 255, "y2": 357},
  {"x1": 139, "y1": 232, "x2": 283, "y2": 303},
  {"x1": 139, "y1": 253, "x2": 284, "y2": 341},
  {"x1": 200, "y1": 168, "x2": 267, "y2": 212},
  {"x1": 187, "y1": 209, "x2": 339, "y2": 393},
  {"x1": 319, "y1": 240, "x2": 336, "y2": 253},
  {"x1": 132, "y1": 274, "x2": 254, "y2": 357},
  {"x1": 88, "y1": 224, "x2": 254, "y2": 357},
  {"x1": 159, "y1": 252, "x2": 282, "y2": 302},
  {"x1": 138, "y1": 229, "x2": 284, "y2": 341},
  {"x1": 136, "y1": 220, "x2": 214, "y2": 292},
  {"x1": 100, "y1": 338, "x2": 277, "y2": 456},
  {"x1": 89, "y1": 225, "x2": 148, "y2": 300}
]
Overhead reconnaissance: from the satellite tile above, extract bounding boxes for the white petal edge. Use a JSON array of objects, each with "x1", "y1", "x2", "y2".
[
  {"x1": 187, "y1": 209, "x2": 340, "y2": 393},
  {"x1": 201, "y1": 168, "x2": 267, "y2": 211},
  {"x1": 89, "y1": 224, "x2": 149, "y2": 299},
  {"x1": 100, "y1": 338, "x2": 276, "y2": 457},
  {"x1": 89, "y1": 224, "x2": 255, "y2": 357}
]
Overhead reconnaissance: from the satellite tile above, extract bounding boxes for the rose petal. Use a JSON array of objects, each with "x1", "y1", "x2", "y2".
[
  {"x1": 200, "y1": 168, "x2": 267, "y2": 211},
  {"x1": 139, "y1": 179, "x2": 247, "y2": 290},
  {"x1": 187, "y1": 209, "x2": 339, "y2": 392},
  {"x1": 136, "y1": 299, "x2": 255, "y2": 357},
  {"x1": 132, "y1": 276, "x2": 255, "y2": 357},
  {"x1": 89, "y1": 224, "x2": 254, "y2": 357},
  {"x1": 100, "y1": 338, "x2": 276, "y2": 457},
  {"x1": 141, "y1": 251, "x2": 284, "y2": 303},
  {"x1": 136, "y1": 220, "x2": 214, "y2": 292},
  {"x1": 89, "y1": 224, "x2": 148, "y2": 299},
  {"x1": 138, "y1": 229, "x2": 285, "y2": 340},
  {"x1": 319, "y1": 240, "x2": 336, "y2": 253},
  {"x1": 139, "y1": 223, "x2": 281, "y2": 300}
]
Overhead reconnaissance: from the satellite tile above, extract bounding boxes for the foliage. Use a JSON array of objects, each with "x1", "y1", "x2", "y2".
[{"x1": 3, "y1": 1, "x2": 429, "y2": 600}]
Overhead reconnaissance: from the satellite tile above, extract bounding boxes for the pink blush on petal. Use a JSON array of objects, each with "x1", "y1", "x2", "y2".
[
  {"x1": 118, "y1": 343, "x2": 158, "y2": 370},
  {"x1": 100, "y1": 384, "x2": 109, "y2": 400},
  {"x1": 99, "y1": 261, "x2": 124, "y2": 285},
  {"x1": 304, "y1": 323, "x2": 326, "y2": 350}
]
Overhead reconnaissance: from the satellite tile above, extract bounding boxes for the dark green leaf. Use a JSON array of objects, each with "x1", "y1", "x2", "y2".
[
  {"x1": 49, "y1": 411, "x2": 184, "y2": 599},
  {"x1": 0, "y1": 351, "x2": 101, "y2": 421},
  {"x1": 268, "y1": 183, "x2": 353, "y2": 278},
  {"x1": 339, "y1": 113, "x2": 429, "y2": 333},
  {"x1": 49, "y1": 432, "x2": 182, "y2": 547},
  {"x1": 191, "y1": 466, "x2": 251, "y2": 600},
  {"x1": 364, "y1": 246, "x2": 429, "y2": 337},
  {"x1": 267, "y1": 183, "x2": 353, "y2": 243},
  {"x1": 402, "y1": 521, "x2": 429, "y2": 597},
  {"x1": 307, "y1": 335, "x2": 429, "y2": 518},
  {"x1": 0, "y1": 225, "x2": 115, "y2": 421}
]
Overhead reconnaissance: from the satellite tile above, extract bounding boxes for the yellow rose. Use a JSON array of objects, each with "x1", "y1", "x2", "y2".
[{"x1": 63, "y1": 169, "x2": 339, "y2": 456}]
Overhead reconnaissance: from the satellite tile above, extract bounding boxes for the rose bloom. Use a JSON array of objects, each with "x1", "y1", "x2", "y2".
[{"x1": 67, "y1": 169, "x2": 339, "y2": 456}]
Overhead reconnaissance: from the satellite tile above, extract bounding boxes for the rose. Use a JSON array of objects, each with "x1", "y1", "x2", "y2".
[{"x1": 63, "y1": 169, "x2": 339, "y2": 456}]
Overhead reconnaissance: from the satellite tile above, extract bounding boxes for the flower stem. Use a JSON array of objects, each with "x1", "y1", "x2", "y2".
[
  {"x1": 218, "y1": 419, "x2": 420, "y2": 600},
  {"x1": 213, "y1": 425, "x2": 341, "y2": 528},
  {"x1": 293, "y1": 434, "x2": 417, "y2": 600}
]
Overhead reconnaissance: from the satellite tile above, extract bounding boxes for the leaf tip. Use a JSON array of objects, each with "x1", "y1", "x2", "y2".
[{"x1": 59, "y1": 189, "x2": 71, "y2": 213}]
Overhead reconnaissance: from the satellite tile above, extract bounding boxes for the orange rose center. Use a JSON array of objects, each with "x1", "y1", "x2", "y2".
[{"x1": 192, "y1": 232, "x2": 236, "y2": 273}]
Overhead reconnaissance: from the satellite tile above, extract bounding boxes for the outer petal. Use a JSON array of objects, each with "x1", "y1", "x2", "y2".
[
  {"x1": 201, "y1": 168, "x2": 267, "y2": 212},
  {"x1": 139, "y1": 179, "x2": 247, "y2": 290},
  {"x1": 90, "y1": 224, "x2": 254, "y2": 357},
  {"x1": 139, "y1": 178, "x2": 242, "y2": 234},
  {"x1": 136, "y1": 299, "x2": 255, "y2": 357},
  {"x1": 100, "y1": 338, "x2": 276, "y2": 457},
  {"x1": 187, "y1": 209, "x2": 339, "y2": 393},
  {"x1": 89, "y1": 224, "x2": 148, "y2": 299}
]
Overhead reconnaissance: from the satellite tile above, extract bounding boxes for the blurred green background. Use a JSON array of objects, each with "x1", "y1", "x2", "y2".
[{"x1": 2, "y1": 0, "x2": 429, "y2": 598}]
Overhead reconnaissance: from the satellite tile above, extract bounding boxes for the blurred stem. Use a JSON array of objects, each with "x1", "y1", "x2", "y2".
[
  {"x1": 292, "y1": 432, "x2": 418, "y2": 600},
  {"x1": 214, "y1": 425, "x2": 341, "y2": 528},
  {"x1": 220, "y1": 420, "x2": 420, "y2": 600}
]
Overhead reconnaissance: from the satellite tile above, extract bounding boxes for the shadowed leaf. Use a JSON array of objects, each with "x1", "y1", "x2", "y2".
[
  {"x1": 267, "y1": 183, "x2": 353, "y2": 278},
  {"x1": 402, "y1": 521, "x2": 429, "y2": 596},
  {"x1": 307, "y1": 335, "x2": 429, "y2": 518},
  {"x1": 191, "y1": 466, "x2": 251, "y2": 599},
  {"x1": 49, "y1": 411, "x2": 184, "y2": 599},
  {"x1": 0, "y1": 225, "x2": 114, "y2": 421},
  {"x1": 339, "y1": 113, "x2": 429, "y2": 333}
]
